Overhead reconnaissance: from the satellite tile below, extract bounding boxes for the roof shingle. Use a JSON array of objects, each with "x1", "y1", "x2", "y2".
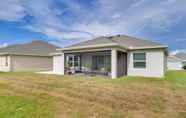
[
  {"x1": 0, "y1": 40, "x2": 59, "y2": 56},
  {"x1": 61, "y1": 35, "x2": 167, "y2": 51},
  {"x1": 175, "y1": 53, "x2": 186, "y2": 61}
]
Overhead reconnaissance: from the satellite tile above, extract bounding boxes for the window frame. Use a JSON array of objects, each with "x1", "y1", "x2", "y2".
[
  {"x1": 67, "y1": 55, "x2": 81, "y2": 68},
  {"x1": 133, "y1": 53, "x2": 146, "y2": 69},
  {"x1": 67, "y1": 55, "x2": 74, "y2": 67},
  {"x1": 74, "y1": 56, "x2": 81, "y2": 67}
]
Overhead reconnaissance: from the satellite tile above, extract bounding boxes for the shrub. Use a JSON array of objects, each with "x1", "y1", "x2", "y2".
[{"x1": 183, "y1": 65, "x2": 186, "y2": 70}]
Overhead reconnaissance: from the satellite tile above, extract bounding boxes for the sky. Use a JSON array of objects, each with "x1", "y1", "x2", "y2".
[{"x1": 0, "y1": 0, "x2": 186, "y2": 53}]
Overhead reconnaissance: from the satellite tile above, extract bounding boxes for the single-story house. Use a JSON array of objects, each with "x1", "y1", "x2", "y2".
[
  {"x1": 52, "y1": 35, "x2": 168, "y2": 78},
  {"x1": 167, "y1": 53, "x2": 186, "y2": 70},
  {"x1": 175, "y1": 53, "x2": 186, "y2": 65},
  {"x1": 0, "y1": 40, "x2": 58, "y2": 72},
  {"x1": 167, "y1": 55, "x2": 183, "y2": 70}
]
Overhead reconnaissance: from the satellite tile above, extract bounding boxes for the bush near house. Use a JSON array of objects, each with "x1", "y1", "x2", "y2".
[{"x1": 183, "y1": 64, "x2": 186, "y2": 70}]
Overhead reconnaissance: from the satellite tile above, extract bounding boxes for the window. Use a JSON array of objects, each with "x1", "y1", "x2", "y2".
[
  {"x1": 74, "y1": 56, "x2": 80, "y2": 67},
  {"x1": 133, "y1": 53, "x2": 146, "y2": 68},
  {"x1": 67, "y1": 55, "x2": 80, "y2": 67},
  {"x1": 67, "y1": 56, "x2": 73, "y2": 67}
]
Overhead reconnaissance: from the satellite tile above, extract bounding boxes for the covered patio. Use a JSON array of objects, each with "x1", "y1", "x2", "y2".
[{"x1": 63, "y1": 49, "x2": 127, "y2": 78}]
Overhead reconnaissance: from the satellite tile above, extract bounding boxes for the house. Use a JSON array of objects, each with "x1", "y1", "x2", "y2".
[
  {"x1": 167, "y1": 52, "x2": 186, "y2": 70},
  {"x1": 167, "y1": 55, "x2": 183, "y2": 70},
  {"x1": 175, "y1": 53, "x2": 186, "y2": 65},
  {"x1": 52, "y1": 35, "x2": 168, "y2": 78},
  {"x1": 0, "y1": 40, "x2": 59, "y2": 72}
]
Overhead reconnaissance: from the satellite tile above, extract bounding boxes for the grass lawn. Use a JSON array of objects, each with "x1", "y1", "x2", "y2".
[{"x1": 0, "y1": 71, "x2": 185, "y2": 118}]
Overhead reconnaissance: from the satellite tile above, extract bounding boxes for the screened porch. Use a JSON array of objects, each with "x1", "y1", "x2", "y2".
[
  {"x1": 65, "y1": 51, "x2": 111, "y2": 76},
  {"x1": 64, "y1": 50, "x2": 127, "y2": 77}
]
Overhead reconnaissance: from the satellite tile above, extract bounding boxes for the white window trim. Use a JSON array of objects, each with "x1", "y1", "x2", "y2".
[{"x1": 67, "y1": 55, "x2": 81, "y2": 68}]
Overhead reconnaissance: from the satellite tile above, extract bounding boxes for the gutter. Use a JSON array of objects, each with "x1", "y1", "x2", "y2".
[
  {"x1": 57, "y1": 43, "x2": 119, "y2": 51},
  {"x1": 50, "y1": 52, "x2": 63, "y2": 56},
  {"x1": 128, "y1": 45, "x2": 168, "y2": 50}
]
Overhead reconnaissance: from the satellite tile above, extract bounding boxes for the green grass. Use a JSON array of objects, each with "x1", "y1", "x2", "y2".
[
  {"x1": 0, "y1": 71, "x2": 185, "y2": 118},
  {"x1": 0, "y1": 96, "x2": 54, "y2": 118},
  {"x1": 165, "y1": 70, "x2": 186, "y2": 88}
]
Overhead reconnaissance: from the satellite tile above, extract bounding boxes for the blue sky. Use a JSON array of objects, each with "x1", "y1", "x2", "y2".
[{"x1": 0, "y1": 0, "x2": 186, "y2": 53}]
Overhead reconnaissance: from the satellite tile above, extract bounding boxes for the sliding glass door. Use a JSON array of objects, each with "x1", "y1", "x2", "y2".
[{"x1": 66, "y1": 55, "x2": 81, "y2": 72}]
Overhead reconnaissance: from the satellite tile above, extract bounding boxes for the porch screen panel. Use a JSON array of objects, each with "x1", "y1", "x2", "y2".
[{"x1": 92, "y1": 55, "x2": 111, "y2": 71}]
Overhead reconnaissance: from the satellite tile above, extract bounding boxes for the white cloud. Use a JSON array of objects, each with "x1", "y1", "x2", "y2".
[
  {"x1": 131, "y1": 0, "x2": 145, "y2": 8},
  {"x1": 25, "y1": 25, "x2": 93, "y2": 40},
  {"x1": 0, "y1": 43, "x2": 8, "y2": 48},
  {"x1": 112, "y1": 13, "x2": 121, "y2": 19},
  {"x1": 0, "y1": 0, "x2": 26, "y2": 21},
  {"x1": 0, "y1": 0, "x2": 186, "y2": 44},
  {"x1": 175, "y1": 38, "x2": 186, "y2": 42},
  {"x1": 22, "y1": 0, "x2": 95, "y2": 41},
  {"x1": 56, "y1": 0, "x2": 186, "y2": 39},
  {"x1": 43, "y1": 28, "x2": 92, "y2": 40},
  {"x1": 170, "y1": 49, "x2": 186, "y2": 55},
  {"x1": 95, "y1": 0, "x2": 186, "y2": 33},
  {"x1": 74, "y1": 21, "x2": 127, "y2": 37}
]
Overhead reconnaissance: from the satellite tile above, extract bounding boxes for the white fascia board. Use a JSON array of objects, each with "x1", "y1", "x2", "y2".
[
  {"x1": 129, "y1": 45, "x2": 168, "y2": 50},
  {"x1": 57, "y1": 43, "x2": 119, "y2": 51}
]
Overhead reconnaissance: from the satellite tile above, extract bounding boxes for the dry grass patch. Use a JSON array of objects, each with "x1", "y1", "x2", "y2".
[{"x1": 0, "y1": 71, "x2": 185, "y2": 118}]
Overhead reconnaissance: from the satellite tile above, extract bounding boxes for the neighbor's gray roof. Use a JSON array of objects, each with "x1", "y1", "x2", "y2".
[
  {"x1": 60, "y1": 35, "x2": 167, "y2": 51},
  {"x1": 168, "y1": 56, "x2": 182, "y2": 62},
  {"x1": 0, "y1": 40, "x2": 59, "y2": 56},
  {"x1": 175, "y1": 53, "x2": 186, "y2": 61}
]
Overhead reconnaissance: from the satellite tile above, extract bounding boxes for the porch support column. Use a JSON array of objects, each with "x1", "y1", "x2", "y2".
[{"x1": 111, "y1": 49, "x2": 117, "y2": 79}]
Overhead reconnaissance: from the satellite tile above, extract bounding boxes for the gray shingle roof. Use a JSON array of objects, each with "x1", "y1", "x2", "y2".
[
  {"x1": 175, "y1": 53, "x2": 186, "y2": 61},
  {"x1": 0, "y1": 40, "x2": 59, "y2": 56},
  {"x1": 168, "y1": 56, "x2": 182, "y2": 62},
  {"x1": 61, "y1": 35, "x2": 167, "y2": 51},
  {"x1": 66, "y1": 37, "x2": 117, "y2": 48}
]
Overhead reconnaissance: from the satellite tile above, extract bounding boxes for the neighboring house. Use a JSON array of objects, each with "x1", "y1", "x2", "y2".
[
  {"x1": 167, "y1": 55, "x2": 183, "y2": 70},
  {"x1": 167, "y1": 52, "x2": 186, "y2": 70},
  {"x1": 175, "y1": 53, "x2": 186, "y2": 65},
  {"x1": 52, "y1": 35, "x2": 168, "y2": 78},
  {"x1": 0, "y1": 40, "x2": 59, "y2": 72}
]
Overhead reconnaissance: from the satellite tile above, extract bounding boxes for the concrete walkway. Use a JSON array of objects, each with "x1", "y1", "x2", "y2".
[{"x1": 36, "y1": 71, "x2": 62, "y2": 75}]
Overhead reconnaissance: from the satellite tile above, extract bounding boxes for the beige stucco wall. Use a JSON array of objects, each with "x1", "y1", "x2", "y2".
[
  {"x1": 127, "y1": 49, "x2": 166, "y2": 78},
  {"x1": 0, "y1": 55, "x2": 11, "y2": 72},
  {"x1": 53, "y1": 54, "x2": 64, "y2": 74},
  {"x1": 11, "y1": 55, "x2": 53, "y2": 71}
]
